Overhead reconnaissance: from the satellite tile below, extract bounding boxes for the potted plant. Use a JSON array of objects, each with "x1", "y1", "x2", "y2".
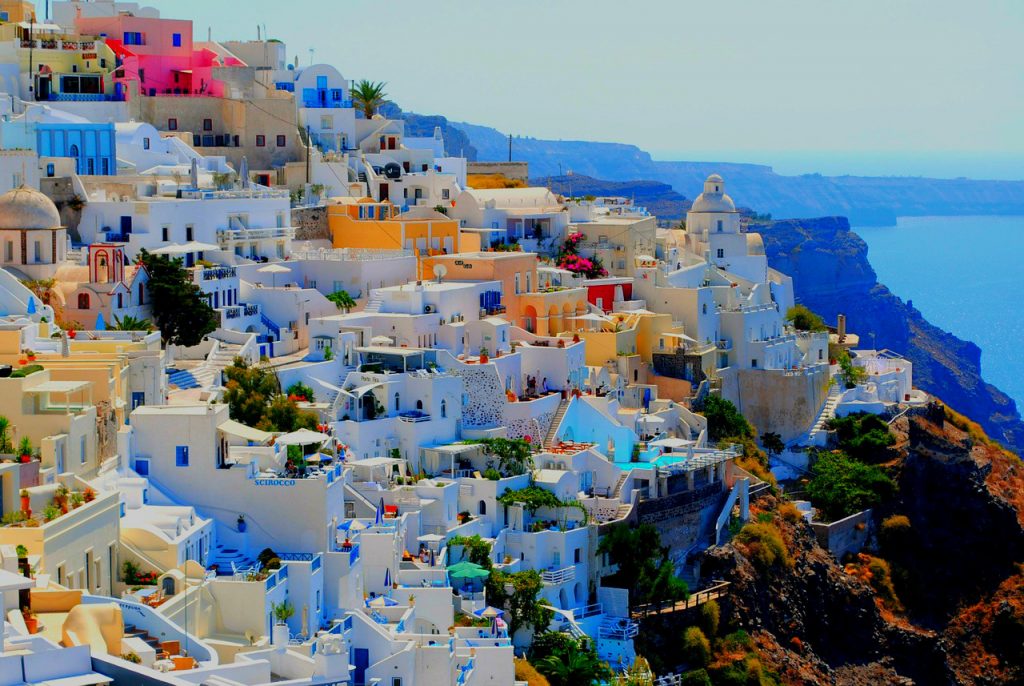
[
  {"x1": 573, "y1": 333, "x2": 580, "y2": 343},
  {"x1": 237, "y1": 514, "x2": 247, "y2": 533},
  {"x1": 25, "y1": 350, "x2": 36, "y2": 362},
  {"x1": 43, "y1": 504, "x2": 60, "y2": 522},
  {"x1": 478, "y1": 347, "x2": 489, "y2": 364},
  {"x1": 18, "y1": 438, "x2": 32, "y2": 464},
  {"x1": 557, "y1": 339, "x2": 565, "y2": 348},
  {"x1": 54, "y1": 485, "x2": 69, "y2": 513},
  {"x1": 68, "y1": 329, "x2": 76, "y2": 339},
  {"x1": 83, "y1": 487, "x2": 96, "y2": 503},
  {"x1": 70, "y1": 492, "x2": 84, "y2": 509},
  {"x1": 22, "y1": 607, "x2": 37, "y2": 634},
  {"x1": 19, "y1": 490, "x2": 30, "y2": 517},
  {"x1": 271, "y1": 600, "x2": 294, "y2": 646}
]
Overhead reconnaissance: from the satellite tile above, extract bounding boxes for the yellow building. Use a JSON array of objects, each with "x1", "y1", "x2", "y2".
[
  {"x1": 0, "y1": 1, "x2": 35, "y2": 23},
  {"x1": 328, "y1": 200, "x2": 462, "y2": 272},
  {"x1": 0, "y1": 21, "x2": 118, "y2": 101}
]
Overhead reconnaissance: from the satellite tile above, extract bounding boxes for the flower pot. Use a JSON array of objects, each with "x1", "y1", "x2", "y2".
[
  {"x1": 23, "y1": 615, "x2": 37, "y2": 634},
  {"x1": 479, "y1": 354, "x2": 488, "y2": 364},
  {"x1": 68, "y1": 330, "x2": 76, "y2": 339},
  {"x1": 19, "y1": 455, "x2": 29, "y2": 464},
  {"x1": 26, "y1": 356, "x2": 35, "y2": 362},
  {"x1": 272, "y1": 623, "x2": 290, "y2": 647}
]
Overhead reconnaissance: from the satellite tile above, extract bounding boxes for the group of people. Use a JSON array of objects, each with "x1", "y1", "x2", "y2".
[{"x1": 524, "y1": 376, "x2": 551, "y2": 397}]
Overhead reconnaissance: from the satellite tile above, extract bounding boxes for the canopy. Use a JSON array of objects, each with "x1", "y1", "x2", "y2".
[
  {"x1": 662, "y1": 331, "x2": 698, "y2": 343},
  {"x1": 370, "y1": 335, "x2": 393, "y2": 345},
  {"x1": 637, "y1": 414, "x2": 665, "y2": 425},
  {"x1": 573, "y1": 312, "x2": 610, "y2": 323},
  {"x1": 257, "y1": 263, "x2": 291, "y2": 274},
  {"x1": 150, "y1": 241, "x2": 219, "y2": 254},
  {"x1": 447, "y1": 561, "x2": 490, "y2": 579},
  {"x1": 276, "y1": 428, "x2": 330, "y2": 446},
  {"x1": 417, "y1": 533, "x2": 445, "y2": 543},
  {"x1": 367, "y1": 595, "x2": 397, "y2": 607},
  {"x1": 218, "y1": 419, "x2": 272, "y2": 444},
  {"x1": 650, "y1": 437, "x2": 693, "y2": 448}
]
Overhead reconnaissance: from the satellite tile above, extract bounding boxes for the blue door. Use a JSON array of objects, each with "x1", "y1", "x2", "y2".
[
  {"x1": 352, "y1": 648, "x2": 369, "y2": 685},
  {"x1": 131, "y1": 392, "x2": 145, "y2": 411}
]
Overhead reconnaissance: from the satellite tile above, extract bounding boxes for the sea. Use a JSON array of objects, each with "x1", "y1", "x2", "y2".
[{"x1": 854, "y1": 216, "x2": 1024, "y2": 410}]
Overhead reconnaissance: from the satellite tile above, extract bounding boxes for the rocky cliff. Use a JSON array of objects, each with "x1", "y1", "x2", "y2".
[
  {"x1": 453, "y1": 121, "x2": 1024, "y2": 224},
  {"x1": 757, "y1": 216, "x2": 1024, "y2": 451},
  {"x1": 693, "y1": 405, "x2": 1024, "y2": 685}
]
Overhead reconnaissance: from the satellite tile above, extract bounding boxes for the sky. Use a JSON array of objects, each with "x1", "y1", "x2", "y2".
[{"x1": 140, "y1": 0, "x2": 1024, "y2": 179}]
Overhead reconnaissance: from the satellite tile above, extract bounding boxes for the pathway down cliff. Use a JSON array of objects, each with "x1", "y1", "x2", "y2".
[{"x1": 757, "y1": 216, "x2": 1024, "y2": 451}]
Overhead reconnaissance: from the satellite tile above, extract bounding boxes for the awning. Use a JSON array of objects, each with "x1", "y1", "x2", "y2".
[
  {"x1": 219, "y1": 420, "x2": 272, "y2": 444},
  {"x1": 347, "y1": 383, "x2": 382, "y2": 398},
  {"x1": 276, "y1": 428, "x2": 330, "y2": 446},
  {"x1": 150, "y1": 242, "x2": 219, "y2": 255}
]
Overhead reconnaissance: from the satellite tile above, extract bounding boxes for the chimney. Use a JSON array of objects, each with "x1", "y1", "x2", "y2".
[{"x1": 837, "y1": 314, "x2": 846, "y2": 343}]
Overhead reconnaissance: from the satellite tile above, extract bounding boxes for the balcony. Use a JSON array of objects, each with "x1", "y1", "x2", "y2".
[
  {"x1": 540, "y1": 565, "x2": 576, "y2": 584},
  {"x1": 717, "y1": 339, "x2": 732, "y2": 351},
  {"x1": 217, "y1": 226, "x2": 296, "y2": 245},
  {"x1": 398, "y1": 410, "x2": 431, "y2": 423},
  {"x1": 191, "y1": 266, "x2": 237, "y2": 283}
]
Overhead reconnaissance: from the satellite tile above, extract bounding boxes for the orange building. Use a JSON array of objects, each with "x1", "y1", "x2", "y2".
[
  {"x1": 421, "y1": 251, "x2": 588, "y2": 335},
  {"x1": 328, "y1": 200, "x2": 462, "y2": 273}
]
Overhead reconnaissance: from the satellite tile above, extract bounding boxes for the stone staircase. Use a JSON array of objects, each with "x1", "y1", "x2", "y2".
[
  {"x1": 362, "y1": 297, "x2": 383, "y2": 313},
  {"x1": 611, "y1": 471, "x2": 629, "y2": 499},
  {"x1": 193, "y1": 342, "x2": 244, "y2": 389},
  {"x1": 804, "y1": 382, "x2": 843, "y2": 447},
  {"x1": 544, "y1": 399, "x2": 571, "y2": 448}
]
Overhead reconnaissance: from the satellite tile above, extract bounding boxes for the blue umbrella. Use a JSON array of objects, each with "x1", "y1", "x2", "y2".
[
  {"x1": 383, "y1": 567, "x2": 391, "y2": 589},
  {"x1": 26, "y1": 297, "x2": 36, "y2": 315},
  {"x1": 95, "y1": 312, "x2": 106, "y2": 331},
  {"x1": 375, "y1": 498, "x2": 384, "y2": 526}
]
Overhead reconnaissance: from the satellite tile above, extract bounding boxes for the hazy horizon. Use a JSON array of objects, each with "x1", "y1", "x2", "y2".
[{"x1": 142, "y1": 0, "x2": 1024, "y2": 181}]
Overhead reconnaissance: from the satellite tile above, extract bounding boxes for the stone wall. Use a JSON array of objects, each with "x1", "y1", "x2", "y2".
[
  {"x1": 41, "y1": 177, "x2": 84, "y2": 241},
  {"x1": 811, "y1": 508, "x2": 872, "y2": 560},
  {"x1": 292, "y1": 206, "x2": 330, "y2": 242},
  {"x1": 467, "y1": 161, "x2": 529, "y2": 181},
  {"x1": 637, "y1": 482, "x2": 726, "y2": 563},
  {"x1": 722, "y1": 366, "x2": 830, "y2": 442},
  {"x1": 451, "y1": 365, "x2": 505, "y2": 429}
]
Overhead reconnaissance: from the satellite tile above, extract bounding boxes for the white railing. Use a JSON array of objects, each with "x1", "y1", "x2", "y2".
[
  {"x1": 290, "y1": 247, "x2": 414, "y2": 261},
  {"x1": 540, "y1": 565, "x2": 576, "y2": 584}
]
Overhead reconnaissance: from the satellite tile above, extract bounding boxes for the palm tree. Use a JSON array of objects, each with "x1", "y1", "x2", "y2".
[
  {"x1": 326, "y1": 290, "x2": 356, "y2": 313},
  {"x1": 112, "y1": 314, "x2": 154, "y2": 332},
  {"x1": 535, "y1": 645, "x2": 611, "y2": 686},
  {"x1": 350, "y1": 80, "x2": 388, "y2": 119},
  {"x1": 20, "y1": 278, "x2": 55, "y2": 306},
  {"x1": 0, "y1": 416, "x2": 12, "y2": 454}
]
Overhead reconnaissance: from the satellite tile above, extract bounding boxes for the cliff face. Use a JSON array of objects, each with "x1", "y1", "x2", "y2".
[
  {"x1": 699, "y1": 406, "x2": 1024, "y2": 685},
  {"x1": 757, "y1": 216, "x2": 1024, "y2": 451},
  {"x1": 453, "y1": 120, "x2": 1024, "y2": 224}
]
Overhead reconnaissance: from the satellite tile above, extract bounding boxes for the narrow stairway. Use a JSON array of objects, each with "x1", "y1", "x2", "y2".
[
  {"x1": 544, "y1": 399, "x2": 571, "y2": 448},
  {"x1": 209, "y1": 544, "x2": 258, "y2": 576}
]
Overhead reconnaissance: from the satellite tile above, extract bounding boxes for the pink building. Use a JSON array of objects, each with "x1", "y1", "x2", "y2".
[{"x1": 75, "y1": 14, "x2": 244, "y2": 98}]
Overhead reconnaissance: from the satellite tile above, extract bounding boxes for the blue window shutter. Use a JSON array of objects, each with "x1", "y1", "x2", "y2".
[{"x1": 175, "y1": 446, "x2": 189, "y2": 467}]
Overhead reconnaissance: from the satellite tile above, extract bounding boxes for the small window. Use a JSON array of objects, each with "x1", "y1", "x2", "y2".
[
  {"x1": 441, "y1": 399, "x2": 447, "y2": 418},
  {"x1": 161, "y1": 226, "x2": 169, "y2": 242},
  {"x1": 256, "y1": 135, "x2": 266, "y2": 147},
  {"x1": 442, "y1": 188, "x2": 449, "y2": 200},
  {"x1": 78, "y1": 293, "x2": 90, "y2": 310},
  {"x1": 717, "y1": 220, "x2": 723, "y2": 232},
  {"x1": 172, "y1": 33, "x2": 182, "y2": 47},
  {"x1": 716, "y1": 248, "x2": 725, "y2": 259},
  {"x1": 175, "y1": 446, "x2": 189, "y2": 467},
  {"x1": 143, "y1": 137, "x2": 150, "y2": 150},
  {"x1": 203, "y1": 119, "x2": 213, "y2": 131},
  {"x1": 186, "y1": 226, "x2": 194, "y2": 242},
  {"x1": 751, "y1": 359, "x2": 758, "y2": 368},
  {"x1": 276, "y1": 135, "x2": 286, "y2": 147},
  {"x1": 168, "y1": 118, "x2": 178, "y2": 131}
]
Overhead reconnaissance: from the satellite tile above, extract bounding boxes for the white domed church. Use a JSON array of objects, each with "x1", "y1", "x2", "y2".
[
  {"x1": 683, "y1": 174, "x2": 767, "y2": 284},
  {"x1": 0, "y1": 186, "x2": 68, "y2": 280}
]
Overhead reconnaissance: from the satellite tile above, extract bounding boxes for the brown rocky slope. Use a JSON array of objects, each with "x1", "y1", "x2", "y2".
[{"x1": 694, "y1": 403, "x2": 1024, "y2": 685}]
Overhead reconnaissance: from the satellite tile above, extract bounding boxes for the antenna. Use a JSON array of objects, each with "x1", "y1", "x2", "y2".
[{"x1": 432, "y1": 263, "x2": 447, "y2": 283}]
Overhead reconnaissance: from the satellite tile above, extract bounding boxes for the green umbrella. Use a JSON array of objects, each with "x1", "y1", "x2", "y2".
[{"x1": 447, "y1": 561, "x2": 491, "y2": 579}]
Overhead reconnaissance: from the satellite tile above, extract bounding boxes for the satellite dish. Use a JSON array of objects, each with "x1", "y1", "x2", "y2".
[{"x1": 433, "y1": 264, "x2": 447, "y2": 282}]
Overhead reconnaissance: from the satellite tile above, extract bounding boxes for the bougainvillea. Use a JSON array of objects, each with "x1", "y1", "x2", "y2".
[{"x1": 556, "y1": 232, "x2": 608, "y2": 278}]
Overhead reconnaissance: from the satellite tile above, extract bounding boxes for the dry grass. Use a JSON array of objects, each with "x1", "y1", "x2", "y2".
[{"x1": 467, "y1": 174, "x2": 528, "y2": 189}]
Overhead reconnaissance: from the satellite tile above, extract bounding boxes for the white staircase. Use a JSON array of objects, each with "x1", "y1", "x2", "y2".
[
  {"x1": 544, "y1": 399, "x2": 571, "y2": 447},
  {"x1": 611, "y1": 471, "x2": 629, "y2": 499},
  {"x1": 362, "y1": 297, "x2": 384, "y2": 313},
  {"x1": 804, "y1": 382, "x2": 842, "y2": 447},
  {"x1": 193, "y1": 342, "x2": 243, "y2": 388}
]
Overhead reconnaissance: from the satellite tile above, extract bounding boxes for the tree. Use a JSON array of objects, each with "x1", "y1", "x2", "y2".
[
  {"x1": 826, "y1": 412, "x2": 895, "y2": 462},
  {"x1": 448, "y1": 534, "x2": 493, "y2": 568},
  {"x1": 597, "y1": 523, "x2": 688, "y2": 605},
  {"x1": 484, "y1": 569, "x2": 551, "y2": 637},
  {"x1": 263, "y1": 394, "x2": 318, "y2": 433},
  {"x1": 223, "y1": 358, "x2": 279, "y2": 427},
  {"x1": 531, "y1": 634, "x2": 611, "y2": 686},
  {"x1": 806, "y1": 450, "x2": 896, "y2": 521},
  {"x1": 836, "y1": 349, "x2": 867, "y2": 389},
  {"x1": 20, "y1": 278, "x2": 55, "y2": 306},
  {"x1": 694, "y1": 395, "x2": 753, "y2": 443},
  {"x1": 760, "y1": 431, "x2": 784, "y2": 458},
  {"x1": 138, "y1": 249, "x2": 217, "y2": 347},
  {"x1": 682, "y1": 626, "x2": 711, "y2": 667},
  {"x1": 286, "y1": 381, "x2": 315, "y2": 403},
  {"x1": 0, "y1": 416, "x2": 12, "y2": 453},
  {"x1": 111, "y1": 314, "x2": 154, "y2": 331},
  {"x1": 786, "y1": 304, "x2": 827, "y2": 332},
  {"x1": 326, "y1": 290, "x2": 356, "y2": 312},
  {"x1": 470, "y1": 437, "x2": 534, "y2": 477},
  {"x1": 350, "y1": 79, "x2": 388, "y2": 119}
]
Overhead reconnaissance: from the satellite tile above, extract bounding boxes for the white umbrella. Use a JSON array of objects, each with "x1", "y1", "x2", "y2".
[
  {"x1": 276, "y1": 428, "x2": 330, "y2": 446},
  {"x1": 370, "y1": 335, "x2": 393, "y2": 346},
  {"x1": 637, "y1": 414, "x2": 665, "y2": 425},
  {"x1": 258, "y1": 262, "x2": 291, "y2": 287}
]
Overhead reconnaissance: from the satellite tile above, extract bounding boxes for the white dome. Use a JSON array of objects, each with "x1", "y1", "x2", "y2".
[
  {"x1": 0, "y1": 186, "x2": 62, "y2": 230},
  {"x1": 690, "y1": 174, "x2": 736, "y2": 213}
]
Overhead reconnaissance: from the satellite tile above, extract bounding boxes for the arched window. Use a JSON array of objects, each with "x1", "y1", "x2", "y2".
[
  {"x1": 416, "y1": 399, "x2": 423, "y2": 410},
  {"x1": 77, "y1": 293, "x2": 90, "y2": 310},
  {"x1": 441, "y1": 399, "x2": 447, "y2": 418},
  {"x1": 633, "y1": 369, "x2": 639, "y2": 382},
  {"x1": 478, "y1": 500, "x2": 486, "y2": 516},
  {"x1": 717, "y1": 219, "x2": 723, "y2": 232},
  {"x1": 394, "y1": 393, "x2": 400, "y2": 412}
]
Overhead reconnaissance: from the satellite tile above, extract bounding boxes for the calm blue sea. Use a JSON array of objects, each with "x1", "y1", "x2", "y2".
[{"x1": 854, "y1": 216, "x2": 1024, "y2": 409}]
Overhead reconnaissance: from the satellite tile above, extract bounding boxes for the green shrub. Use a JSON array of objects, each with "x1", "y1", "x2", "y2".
[
  {"x1": 11, "y1": 364, "x2": 43, "y2": 378},
  {"x1": 699, "y1": 599, "x2": 720, "y2": 637},
  {"x1": 694, "y1": 395, "x2": 753, "y2": 442},
  {"x1": 786, "y1": 304, "x2": 827, "y2": 332},
  {"x1": 682, "y1": 626, "x2": 711, "y2": 667},
  {"x1": 679, "y1": 669, "x2": 713, "y2": 686},
  {"x1": 806, "y1": 450, "x2": 895, "y2": 521},
  {"x1": 866, "y1": 556, "x2": 901, "y2": 610},
  {"x1": 734, "y1": 523, "x2": 791, "y2": 570},
  {"x1": 826, "y1": 413, "x2": 895, "y2": 462},
  {"x1": 779, "y1": 501, "x2": 802, "y2": 523}
]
